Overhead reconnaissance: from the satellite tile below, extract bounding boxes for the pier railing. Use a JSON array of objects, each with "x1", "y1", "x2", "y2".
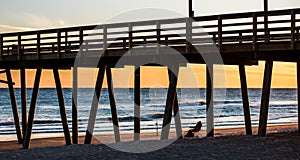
[{"x1": 0, "y1": 8, "x2": 299, "y2": 61}]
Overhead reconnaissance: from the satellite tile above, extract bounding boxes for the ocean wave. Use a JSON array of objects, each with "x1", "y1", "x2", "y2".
[
  {"x1": 143, "y1": 99, "x2": 244, "y2": 108},
  {"x1": 0, "y1": 120, "x2": 64, "y2": 126},
  {"x1": 250, "y1": 101, "x2": 297, "y2": 108},
  {"x1": 269, "y1": 101, "x2": 297, "y2": 107},
  {"x1": 107, "y1": 114, "x2": 165, "y2": 122},
  {"x1": 0, "y1": 121, "x2": 14, "y2": 126}
]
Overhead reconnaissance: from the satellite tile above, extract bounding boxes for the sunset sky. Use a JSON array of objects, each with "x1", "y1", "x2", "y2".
[{"x1": 0, "y1": 0, "x2": 299, "y2": 88}]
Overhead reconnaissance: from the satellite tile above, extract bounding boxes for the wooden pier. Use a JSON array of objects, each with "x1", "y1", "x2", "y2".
[{"x1": 0, "y1": 8, "x2": 300, "y2": 148}]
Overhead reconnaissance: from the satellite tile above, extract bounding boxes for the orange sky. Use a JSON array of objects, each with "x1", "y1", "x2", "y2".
[
  {"x1": 0, "y1": 61, "x2": 297, "y2": 88},
  {"x1": 0, "y1": 1, "x2": 299, "y2": 89}
]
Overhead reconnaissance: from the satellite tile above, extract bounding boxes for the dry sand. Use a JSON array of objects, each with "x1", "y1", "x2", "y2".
[{"x1": 0, "y1": 124, "x2": 299, "y2": 159}]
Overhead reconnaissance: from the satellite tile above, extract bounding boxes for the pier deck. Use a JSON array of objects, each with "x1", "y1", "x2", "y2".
[{"x1": 1, "y1": 8, "x2": 300, "y2": 68}]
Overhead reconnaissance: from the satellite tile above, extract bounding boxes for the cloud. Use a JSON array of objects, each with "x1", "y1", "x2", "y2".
[
  {"x1": 0, "y1": 12, "x2": 65, "y2": 33},
  {"x1": 0, "y1": 24, "x2": 32, "y2": 33},
  {"x1": 7, "y1": 12, "x2": 68, "y2": 30},
  {"x1": 59, "y1": 19, "x2": 65, "y2": 26},
  {"x1": 18, "y1": 13, "x2": 65, "y2": 29}
]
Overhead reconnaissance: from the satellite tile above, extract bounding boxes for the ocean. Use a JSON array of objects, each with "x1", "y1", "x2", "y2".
[{"x1": 0, "y1": 88, "x2": 298, "y2": 140}]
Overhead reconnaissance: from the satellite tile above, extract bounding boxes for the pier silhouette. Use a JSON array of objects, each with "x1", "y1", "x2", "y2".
[{"x1": 0, "y1": 8, "x2": 300, "y2": 149}]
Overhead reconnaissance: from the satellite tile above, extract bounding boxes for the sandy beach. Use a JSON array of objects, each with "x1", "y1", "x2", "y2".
[{"x1": 0, "y1": 124, "x2": 298, "y2": 159}]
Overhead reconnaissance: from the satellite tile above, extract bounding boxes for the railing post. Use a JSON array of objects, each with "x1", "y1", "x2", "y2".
[
  {"x1": 57, "y1": 30, "x2": 61, "y2": 58},
  {"x1": 65, "y1": 31, "x2": 70, "y2": 53},
  {"x1": 189, "y1": 0, "x2": 194, "y2": 18},
  {"x1": 79, "y1": 28, "x2": 84, "y2": 52},
  {"x1": 186, "y1": 18, "x2": 192, "y2": 53},
  {"x1": 123, "y1": 39, "x2": 127, "y2": 49},
  {"x1": 103, "y1": 25, "x2": 107, "y2": 51},
  {"x1": 18, "y1": 33, "x2": 21, "y2": 60},
  {"x1": 156, "y1": 21, "x2": 161, "y2": 55},
  {"x1": 239, "y1": 32, "x2": 243, "y2": 44},
  {"x1": 65, "y1": 31, "x2": 68, "y2": 47},
  {"x1": 218, "y1": 16, "x2": 223, "y2": 52},
  {"x1": 165, "y1": 36, "x2": 169, "y2": 46},
  {"x1": 37, "y1": 32, "x2": 40, "y2": 59},
  {"x1": 297, "y1": 28, "x2": 299, "y2": 42},
  {"x1": 85, "y1": 41, "x2": 89, "y2": 52},
  {"x1": 291, "y1": 10, "x2": 296, "y2": 49},
  {"x1": 143, "y1": 38, "x2": 147, "y2": 48},
  {"x1": 0, "y1": 35, "x2": 3, "y2": 60},
  {"x1": 264, "y1": 12, "x2": 269, "y2": 42},
  {"x1": 253, "y1": 13, "x2": 258, "y2": 52},
  {"x1": 52, "y1": 44, "x2": 55, "y2": 53},
  {"x1": 212, "y1": 34, "x2": 216, "y2": 43},
  {"x1": 129, "y1": 24, "x2": 133, "y2": 55}
]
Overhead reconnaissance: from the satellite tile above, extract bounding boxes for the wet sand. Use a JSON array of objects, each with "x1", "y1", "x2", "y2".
[{"x1": 0, "y1": 124, "x2": 298, "y2": 159}]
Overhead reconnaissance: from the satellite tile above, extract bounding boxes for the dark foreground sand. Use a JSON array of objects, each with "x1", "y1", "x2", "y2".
[{"x1": 0, "y1": 124, "x2": 299, "y2": 159}]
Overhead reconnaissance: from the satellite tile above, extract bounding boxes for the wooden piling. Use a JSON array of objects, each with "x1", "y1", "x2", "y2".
[
  {"x1": 297, "y1": 62, "x2": 300, "y2": 132},
  {"x1": 0, "y1": 35, "x2": 3, "y2": 60},
  {"x1": 84, "y1": 65, "x2": 106, "y2": 144},
  {"x1": 206, "y1": 65, "x2": 214, "y2": 137},
  {"x1": 173, "y1": 91, "x2": 182, "y2": 138},
  {"x1": 106, "y1": 67, "x2": 121, "y2": 143},
  {"x1": 20, "y1": 68, "x2": 27, "y2": 139},
  {"x1": 72, "y1": 67, "x2": 78, "y2": 144},
  {"x1": 238, "y1": 65, "x2": 252, "y2": 135},
  {"x1": 258, "y1": 61, "x2": 273, "y2": 137},
  {"x1": 134, "y1": 67, "x2": 141, "y2": 141},
  {"x1": 6, "y1": 69, "x2": 23, "y2": 144},
  {"x1": 24, "y1": 68, "x2": 42, "y2": 149},
  {"x1": 53, "y1": 69, "x2": 72, "y2": 145},
  {"x1": 161, "y1": 67, "x2": 179, "y2": 140}
]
